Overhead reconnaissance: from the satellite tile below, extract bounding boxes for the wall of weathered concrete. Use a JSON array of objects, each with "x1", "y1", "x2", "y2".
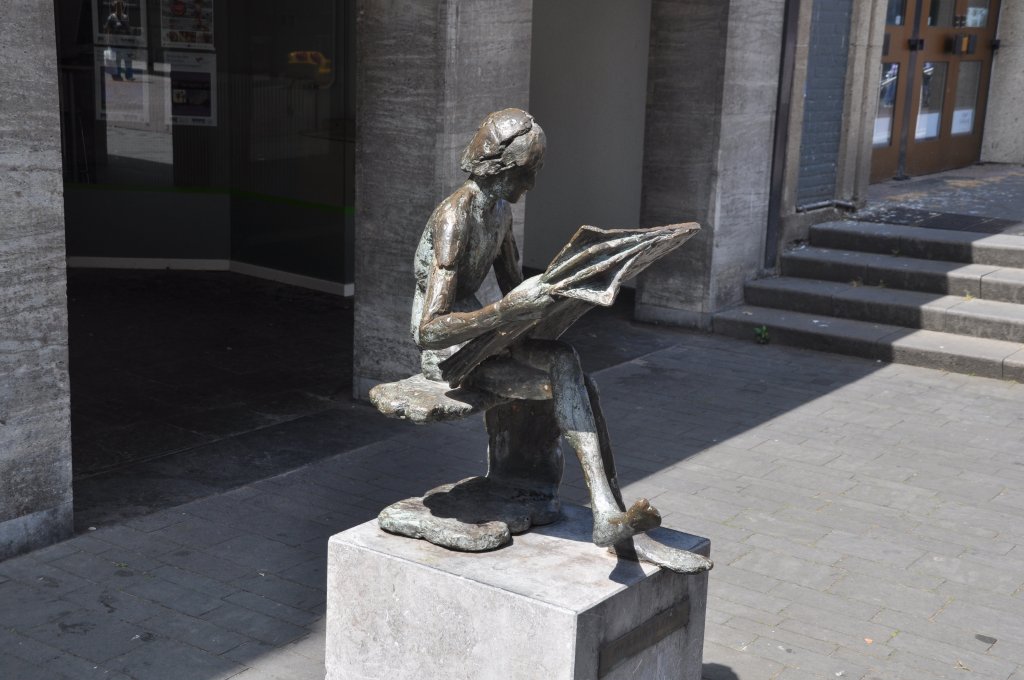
[
  {"x1": 524, "y1": 0, "x2": 652, "y2": 270},
  {"x1": 982, "y1": 3, "x2": 1024, "y2": 163},
  {"x1": 0, "y1": 0, "x2": 74, "y2": 559},
  {"x1": 352, "y1": 0, "x2": 533, "y2": 396},
  {"x1": 636, "y1": 0, "x2": 784, "y2": 327}
]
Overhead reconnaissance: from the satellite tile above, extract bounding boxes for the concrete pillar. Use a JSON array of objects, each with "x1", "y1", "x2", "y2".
[
  {"x1": 635, "y1": 0, "x2": 786, "y2": 328},
  {"x1": 982, "y1": 3, "x2": 1024, "y2": 163},
  {"x1": 352, "y1": 0, "x2": 533, "y2": 397},
  {"x1": 0, "y1": 0, "x2": 73, "y2": 559}
]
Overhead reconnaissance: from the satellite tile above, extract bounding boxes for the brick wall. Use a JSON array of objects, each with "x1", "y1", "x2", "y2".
[{"x1": 797, "y1": 0, "x2": 854, "y2": 206}]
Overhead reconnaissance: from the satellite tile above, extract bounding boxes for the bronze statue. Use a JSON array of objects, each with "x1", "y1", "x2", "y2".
[{"x1": 371, "y1": 108, "x2": 711, "y2": 573}]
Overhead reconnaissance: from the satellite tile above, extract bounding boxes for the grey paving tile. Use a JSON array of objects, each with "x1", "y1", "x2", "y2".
[
  {"x1": 229, "y1": 572, "x2": 325, "y2": 611},
  {"x1": 138, "y1": 609, "x2": 248, "y2": 655},
  {"x1": 23, "y1": 613, "x2": 152, "y2": 664},
  {"x1": 108, "y1": 638, "x2": 244, "y2": 680},
  {"x1": 731, "y1": 549, "x2": 844, "y2": 592},
  {"x1": 223, "y1": 591, "x2": 319, "y2": 628},
  {"x1": 120, "y1": 577, "x2": 223, "y2": 618},
  {"x1": 223, "y1": 640, "x2": 323, "y2": 679},
  {"x1": 200, "y1": 602, "x2": 307, "y2": 647},
  {"x1": 701, "y1": 640, "x2": 784, "y2": 680}
]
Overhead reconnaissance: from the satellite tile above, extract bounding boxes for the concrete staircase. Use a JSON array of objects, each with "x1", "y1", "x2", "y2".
[{"x1": 714, "y1": 220, "x2": 1024, "y2": 381}]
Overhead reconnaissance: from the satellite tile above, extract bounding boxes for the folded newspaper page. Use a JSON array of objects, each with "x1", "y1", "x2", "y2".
[{"x1": 438, "y1": 222, "x2": 700, "y2": 385}]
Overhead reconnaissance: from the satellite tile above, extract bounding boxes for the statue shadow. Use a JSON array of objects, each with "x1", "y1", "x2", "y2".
[{"x1": 702, "y1": 663, "x2": 741, "y2": 680}]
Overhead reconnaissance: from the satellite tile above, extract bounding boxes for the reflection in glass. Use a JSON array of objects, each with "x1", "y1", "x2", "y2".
[
  {"x1": 886, "y1": 0, "x2": 905, "y2": 25},
  {"x1": 874, "y1": 63, "x2": 900, "y2": 146},
  {"x1": 952, "y1": 61, "x2": 981, "y2": 135},
  {"x1": 915, "y1": 62, "x2": 947, "y2": 140},
  {"x1": 966, "y1": 0, "x2": 989, "y2": 27},
  {"x1": 927, "y1": 0, "x2": 956, "y2": 27}
]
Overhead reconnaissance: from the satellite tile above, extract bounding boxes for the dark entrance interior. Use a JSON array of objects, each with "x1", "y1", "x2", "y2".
[
  {"x1": 66, "y1": 270, "x2": 382, "y2": 530},
  {"x1": 53, "y1": 0, "x2": 361, "y2": 529},
  {"x1": 871, "y1": 0, "x2": 1002, "y2": 181}
]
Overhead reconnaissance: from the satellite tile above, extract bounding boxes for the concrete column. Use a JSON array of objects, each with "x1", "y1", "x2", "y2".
[
  {"x1": 352, "y1": 0, "x2": 533, "y2": 397},
  {"x1": 635, "y1": 0, "x2": 786, "y2": 328},
  {"x1": 0, "y1": 0, "x2": 73, "y2": 559},
  {"x1": 982, "y1": 3, "x2": 1024, "y2": 163}
]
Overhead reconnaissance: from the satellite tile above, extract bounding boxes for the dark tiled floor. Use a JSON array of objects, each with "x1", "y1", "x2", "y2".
[
  {"x1": 67, "y1": 269, "x2": 678, "y2": 531},
  {"x1": 67, "y1": 269, "x2": 370, "y2": 530},
  {"x1": 862, "y1": 162, "x2": 1024, "y2": 230}
]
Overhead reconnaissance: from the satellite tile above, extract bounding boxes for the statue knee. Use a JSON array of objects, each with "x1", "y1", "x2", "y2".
[{"x1": 543, "y1": 341, "x2": 582, "y2": 376}]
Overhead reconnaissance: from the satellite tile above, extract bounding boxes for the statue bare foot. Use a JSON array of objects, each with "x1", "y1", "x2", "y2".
[
  {"x1": 612, "y1": 531, "x2": 714, "y2": 574},
  {"x1": 592, "y1": 498, "x2": 662, "y2": 547}
]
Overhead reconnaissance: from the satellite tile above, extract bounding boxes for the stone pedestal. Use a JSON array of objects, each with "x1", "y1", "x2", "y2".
[{"x1": 326, "y1": 504, "x2": 709, "y2": 680}]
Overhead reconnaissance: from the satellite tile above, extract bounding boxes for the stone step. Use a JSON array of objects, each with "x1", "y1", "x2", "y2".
[
  {"x1": 713, "y1": 305, "x2": 1024, "y2": 382},
  {"x1": 810, "y1": 220, "x2": 1024, "y2": 268},
  {"x1": 745, "y1": 277, "x2": 1024, "y2": 343},
  {"x1": 780, "y1": 246, "x2": 1024, "y2": 302}
]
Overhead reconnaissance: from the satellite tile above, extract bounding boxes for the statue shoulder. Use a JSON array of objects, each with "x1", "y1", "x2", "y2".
[{"x1": 431, "y1": 185, "x2": 475, "y2": 269}]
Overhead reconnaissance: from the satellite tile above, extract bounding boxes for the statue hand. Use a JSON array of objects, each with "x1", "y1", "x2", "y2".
[{"x1": 499, "y1": 275, "x2": 554, "y2": 321}]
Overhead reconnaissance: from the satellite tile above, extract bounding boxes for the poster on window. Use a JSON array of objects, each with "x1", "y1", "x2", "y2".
[
  {"x1": 94, "y1": 0, "x2": 148, "y2": 48},
  {"x1": 94, "y1": 47, "x2": 150, "y2": 123},
  {"x1": 161, "y1": 0, "x2": 215, "y2": 50},
  {"x1": 166, "y1": 52, "x2": 216, "y2": 126}
]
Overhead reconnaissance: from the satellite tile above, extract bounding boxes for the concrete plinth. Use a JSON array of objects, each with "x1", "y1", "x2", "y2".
[{"x1": 326, "y1": 504, "x2": 709, "y2": 680}]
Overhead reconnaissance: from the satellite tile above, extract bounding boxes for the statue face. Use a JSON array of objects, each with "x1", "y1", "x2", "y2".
[{"x1": 500, "y1": 162, "x2": 542, "y2": 203}]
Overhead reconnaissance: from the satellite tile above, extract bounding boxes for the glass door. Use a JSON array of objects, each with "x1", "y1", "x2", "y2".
[{"x1": 870, "y1": 0, "x2": 1001, "y2": 181}]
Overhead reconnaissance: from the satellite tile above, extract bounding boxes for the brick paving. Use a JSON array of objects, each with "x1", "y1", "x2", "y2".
[{"x1": 2, "y1": 326, "x2": 1023, "y2": 679}]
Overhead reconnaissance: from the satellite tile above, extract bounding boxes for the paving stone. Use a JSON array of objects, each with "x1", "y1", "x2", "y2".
[
  {"x1": 723, "y1": 615, "x2": 839, "y2": 656},
  {"x1": 230, "y1": 572, "x2": 325, "y2": 612},
  {"x1": 223, "y1": 640, "x2": 322, "y2": 679},
  {"x1": 200, "y1": 602, "x2": 307, "y2": 647},
  {"x1": 828, "y1": 573, "x2": 949, "y2": 619},
  {"x1": 814, "y1": 531, "x2": 927, "y2": 568},
  {"x1": 910, "y1": 551, "x2": 1024, "y2": 594},
  {"x1": 883, "y1": 629, "x2": 1019, "y2": 678},
  {"x1": 121, "y1": 577, "x2": 223, "y2": 618},
  {"x1": 0, "y1": 581, "x2": 80, "y2": 630},
  {"x1": 768, "y1": 583, "x2": 882, "y2": 621},
  {"x1": 871, "y1": 607, "x2": 1023, "y2": 665},
  {"x1": 741, "y1": 635, "x2": 870, "y2": 679},
  {"x1": 108, "y1": 638, "x2": 244, "y2": 680},
  {"x1": 223, "y1": 591, "x2": 319, "y2": 628},
  {"x1": 24, "y1": 613, "x2": 152, "y2": 664},
  {"x1": 138, "y1": 610, "x2": 247, "y2": 655},
  {"x1": 701, "y1": 640, "x2": 784, "y2": 680}
]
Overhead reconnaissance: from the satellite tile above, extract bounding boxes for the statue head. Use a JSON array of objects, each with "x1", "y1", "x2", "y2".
[{"x1": 460, "y1": 109, "x2": 545, "y2": 202}]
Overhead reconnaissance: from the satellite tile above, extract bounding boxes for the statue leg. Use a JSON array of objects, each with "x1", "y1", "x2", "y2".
[{"x1": 477, "y1": 340, "x2": 661, "y2": 547}]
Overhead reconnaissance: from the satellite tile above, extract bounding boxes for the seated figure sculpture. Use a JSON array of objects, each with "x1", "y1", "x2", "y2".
[{"x1": 370, "y1": 108, "x2": 712, "y2": 574}]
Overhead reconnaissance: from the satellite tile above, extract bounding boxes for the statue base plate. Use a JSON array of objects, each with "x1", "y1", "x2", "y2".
[
  {"x1": 326, "y1": 503, "x2": 710, "y2": 680},
  {"x1": 378, "y1": 475, "x2": 561, "y2": 551}
]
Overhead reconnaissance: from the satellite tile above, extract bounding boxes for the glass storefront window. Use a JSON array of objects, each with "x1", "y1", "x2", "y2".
[
  {"x1": 927, "y1": 0, "x2": 956, "y2": 27},
  {"x1": 56, "y1": 0, "x2": 356, "y2": 284},
  {"x1": 952, "y1": 61, "x2": 981, "y2": 135},
  {"x1": 915, "y1": 61, "x2": 947, "y2": 140},
  {"x1": 874, "y1": 63, "x2": 900, "y2": 147},
  {"x1": 886, "y1": 0, "x2": 906, "y2": 25},
  {"x1": 966, "y1": 0, "x2": 990, "y2": 27}
]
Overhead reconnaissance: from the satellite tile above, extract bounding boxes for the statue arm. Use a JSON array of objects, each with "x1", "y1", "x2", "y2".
[
  {"x1": 417, "y1": 265, "x2": 506, "y2": 350},
  {"x1": 418, "y1": 197, "x2": 551, "y2": 351},
  {"x1": 417, "y1": 206, "x2": 504, "y2": 350},
  {"x1": 493, "y1": 230, "x2": 524, "y2": 296}
]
